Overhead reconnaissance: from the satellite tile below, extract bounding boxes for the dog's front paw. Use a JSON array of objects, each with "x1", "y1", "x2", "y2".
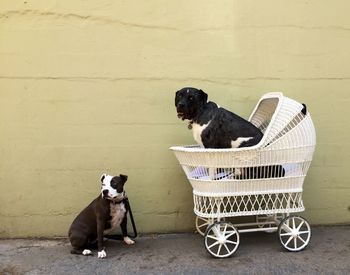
[
  {"x1": 123, "y1": 236, "x2": 135, "y2": 245},
  {"x1": 97, "y1": 250, "x2": 107, "y2": 258}
]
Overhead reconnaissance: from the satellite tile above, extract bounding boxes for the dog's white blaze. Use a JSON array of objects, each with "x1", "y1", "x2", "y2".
[
  {"x1": 231, "y1": 137, "x2": 253, "y2": 148},
  {"x1": 103, "y1": 202, "x2": 126, "y2": 235},
  {"x1": 192, "y1": 121, "x2": 211, "y2": 147}
]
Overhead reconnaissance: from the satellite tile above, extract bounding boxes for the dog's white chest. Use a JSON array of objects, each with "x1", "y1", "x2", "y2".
[
  {"x1": 104, "y1": 202, "x2": 126, "y2": 235},
  {"x1": 191, "y1": 121, "x2": 211, "y2": 147}
]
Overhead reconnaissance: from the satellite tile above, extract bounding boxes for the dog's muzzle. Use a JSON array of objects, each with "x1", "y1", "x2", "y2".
[
  {"x1": 177, "y1": 112, "x2": 185, "y2": 119},
  {"x1": 176, "y1": 106, "x2": 187, "y2": 120}
]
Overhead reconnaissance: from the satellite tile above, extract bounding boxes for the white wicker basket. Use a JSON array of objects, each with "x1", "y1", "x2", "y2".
[{"x1": 170, "y1": 92, "x2": 316, "y2": 218}]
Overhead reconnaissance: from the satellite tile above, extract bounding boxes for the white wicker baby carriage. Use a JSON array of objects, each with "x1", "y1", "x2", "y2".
[{"x1": 170, "y1": 92, "x2": 316, "y2": 258}]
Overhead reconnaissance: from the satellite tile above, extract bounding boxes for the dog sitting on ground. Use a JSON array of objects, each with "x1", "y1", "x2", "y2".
[
  {"x1": 68, "y1": 174, "x2": 135, "y2": 258},
  {"x1": 175, "y1": 87, "x2": 285, "y2": 178},
  {"x1": 175, "y1": 87, "x2": 263, "y2": 149}
]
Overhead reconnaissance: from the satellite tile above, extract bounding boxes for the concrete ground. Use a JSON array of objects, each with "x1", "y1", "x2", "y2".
[{"x1": 0, "y1": 225, "x2": 349, "y2": 275}]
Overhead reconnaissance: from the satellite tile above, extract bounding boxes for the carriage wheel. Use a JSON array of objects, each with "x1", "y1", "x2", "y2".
[
  {"x1": 204, "y1": 221, "x2": 239, "y2": 258},
  {"x1": 195, "y1": 216, "x2": 214, "y2": 236},
  {"x1": 278, "y1": 215, "x2": 311, "y2": 252},
  {"x1": 196, "y1": 216, "x2": 225, "y2": 236}
]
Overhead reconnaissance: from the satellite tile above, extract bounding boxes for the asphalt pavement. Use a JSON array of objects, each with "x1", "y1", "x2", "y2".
[{"x1": 0, "y1": 225, "x2": 349, "y2": 275}]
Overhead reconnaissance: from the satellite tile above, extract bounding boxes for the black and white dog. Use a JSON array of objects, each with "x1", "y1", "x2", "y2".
[
  {"x1": 68, "y1": 174, "x2": 134, "y2": 258},
  {"x1": 175, "y1": 87, "x2": 263, "y2": 149},
  {"x1": 175, "y1": 87, "x2": 285, "y2": 178}
]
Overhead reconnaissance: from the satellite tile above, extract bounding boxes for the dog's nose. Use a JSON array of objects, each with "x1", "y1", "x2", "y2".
[
  {"x1": 178, "y1": 103, "x2": 185, "y2": 108},
  {"x1": 102, "y1": 190, "x2": 109, "y2": 196}
]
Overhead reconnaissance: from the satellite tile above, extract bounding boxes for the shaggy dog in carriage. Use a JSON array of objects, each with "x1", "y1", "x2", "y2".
[
  {"x1": 175, "y1": 87, "x2": 285, "y2": 178},
  {"x1": 175, "y1": 87, "x2": 263, "y2": 149}
]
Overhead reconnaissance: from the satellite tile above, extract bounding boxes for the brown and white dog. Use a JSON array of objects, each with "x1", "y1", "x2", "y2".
[{"x1": 68, "y1": 174, "x2": 134, "y2": 258}]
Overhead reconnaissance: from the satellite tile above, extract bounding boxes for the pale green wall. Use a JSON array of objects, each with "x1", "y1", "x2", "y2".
[{"x1": 0, "y1": 0, "x2": 349, "y2": 237}]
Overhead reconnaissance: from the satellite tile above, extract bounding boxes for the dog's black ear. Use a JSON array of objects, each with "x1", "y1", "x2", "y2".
[
  {"x1": 100, "y1": 173, "x2": 106, "y2": 183},
  {"x1": 119, "y1": 174, "x2": 128, "y2": 182},
  {"x1": 199, "y1": 89, "x2": 208, "y2": 103},
  {"x1": 175, "y1": 90, "x2": 181, "y2": 106}
]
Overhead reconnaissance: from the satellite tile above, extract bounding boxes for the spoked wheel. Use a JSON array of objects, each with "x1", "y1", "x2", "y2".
[
  {"x1": 278, "y1": 215, "x2": 311, "y2": 252},
  {"x1": 195, "y1": 216, "x2": 214, "y2": 236},
  {"x1": 204, "y1": 221, "x2": 239, "y2": 258}
]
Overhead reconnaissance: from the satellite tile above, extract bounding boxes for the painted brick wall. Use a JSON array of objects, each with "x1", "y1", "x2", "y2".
[{"x1": 0, "y1": 0, "x2": 349, "y2": 237}]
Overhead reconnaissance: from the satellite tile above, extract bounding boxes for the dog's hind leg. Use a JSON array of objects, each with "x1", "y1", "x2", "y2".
[
  {"x1": 70, "y1": 234, "x2": 93, "y2": 256},
  {"x1": 70, "y1": 248, "x2": 93, "y2": 256},
  {"x1": 81, "y1": 249, "x2": 93, "y2": 256},
  {"x1": 70, "y1": 248, "x2": 82, "y2": 254}
]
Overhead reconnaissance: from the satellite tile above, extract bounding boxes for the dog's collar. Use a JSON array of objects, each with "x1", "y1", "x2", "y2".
[
  {"x1": 110, "y1": 195, "x2": 126, "y2": 204},
  {"x1": 104, "y1": 192, "x2": 127, "y2": 204},
  {"x1": 188, "y1": 121, "x2": 193, "y2": 130},
  {"x1": 110, "y1": 199, "x2": 124, "y2": 205}
]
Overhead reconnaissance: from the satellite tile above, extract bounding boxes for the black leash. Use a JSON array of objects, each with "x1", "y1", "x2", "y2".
[{"x1": 105, "y1": 197, "x2": 138, "y2": 240}]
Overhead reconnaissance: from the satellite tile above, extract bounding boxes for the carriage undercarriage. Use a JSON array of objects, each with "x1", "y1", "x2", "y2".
[{"x1": 195, "y1": 208, "x2": 311, "y2": 258}]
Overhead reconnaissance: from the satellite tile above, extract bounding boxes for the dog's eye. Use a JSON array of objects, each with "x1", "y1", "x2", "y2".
[{"x1": 188, "y1": 96, "x2": 194, "y2": 101}]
